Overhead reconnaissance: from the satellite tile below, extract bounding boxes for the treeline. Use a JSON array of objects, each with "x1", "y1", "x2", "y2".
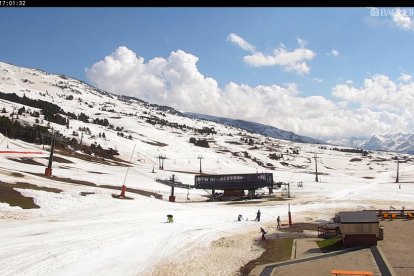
[
  {"x1": 189, "y1": 137, "x2": 210, "y2": 148},
  {"x1": 1, "y1": 92, "x2": 71, "y2": 126},
  {"x1": 0, "y1": 116, "x2": 119, "y2": 159},
  {"x1": 142, "y1": 115, "x2": 216, "y2": 135},
  {"x1": 0, "y1": 116, "x2": 64, "y2": 147},
  {"x1": 0, "y1": 92, "x2": 62, "y2": 114},
  {"x1": 331, "y1": 147, "x2": 369, "y2": 156}
]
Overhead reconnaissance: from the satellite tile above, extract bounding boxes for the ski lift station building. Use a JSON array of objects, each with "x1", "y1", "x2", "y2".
[{"x1": 194, "y1": 173, "x2": 274, "y2": 197}]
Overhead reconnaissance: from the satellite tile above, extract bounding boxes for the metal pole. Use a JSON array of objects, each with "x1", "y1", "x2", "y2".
[
  {"x1": 198, "y1": 155, "x2": 204, "y2": 174},
  {"x1": 80, "y1": 129, "x2": 84, "y2": 146},
  {"x1": 288, "y1": 203, "x2": 292, "y2": 226},
  {"x1": 288, "y1": 182, "x2": 290, "y2": 198},
  {"x1": 396, "y1": 158, "x2": 400, "y2": 183},
  {"x1": 47, "y1": 135, "x2": 54, "y2": 169},
  {"x1": 122, "y1": 144, "x2": 136, "y2": 186},
  {"x1": 314, "y1": 153, "x2": 319, "y2": 182}
]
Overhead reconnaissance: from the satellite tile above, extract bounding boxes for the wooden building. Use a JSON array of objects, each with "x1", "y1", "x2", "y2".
[{"x1": 338, "y1": 211, "x2": 379, "y2": 247}]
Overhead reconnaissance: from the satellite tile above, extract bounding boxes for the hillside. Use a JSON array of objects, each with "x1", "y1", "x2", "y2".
[
  {"x1": 185, "y1": 112, "x2": 323, "y2": 144},
  {"x1": 1, "y1": 61, "x2": 414, "y2": 276}
]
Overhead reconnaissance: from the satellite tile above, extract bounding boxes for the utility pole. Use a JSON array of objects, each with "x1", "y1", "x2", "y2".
[
  {"x1": 45, "y1": 132, "x2": 55, "y2": 176},
  {"x1": 314, "y1": 153, "x2": 319, "y2": 182},
  {"x1": 169, "y1": 174, "x2": 175, "y2": 202},
  {"x1": 287, "y1": 182, "x2": 290, "y2": 198},
  {"x1": 396, "y1": 157, "x2": 400, "y2": 183},
  {"x1": 197, "y1": 155, "x2": 204, "y2": 174},
  {"x1": 122, "y1": 144, "x2": 136, "y2": 187},
  {"x1": 5, "y1": 130, "x2": 8, "y2": 149},
  {"x1": 158, "y1": 154, "x2": 167, "y2": 170},
  {"x1": 80, "y1": 128, "x2": 84, "y2": 146}
]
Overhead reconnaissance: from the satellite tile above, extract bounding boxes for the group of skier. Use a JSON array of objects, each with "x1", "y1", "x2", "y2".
[{"x1": 237, "y1": 209, "x2": 281, "y2": 240}]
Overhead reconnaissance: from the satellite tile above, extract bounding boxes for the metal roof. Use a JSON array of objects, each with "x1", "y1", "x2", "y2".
[{"x1": 339, "y1": 211, "x2": 378, "y2": 224}]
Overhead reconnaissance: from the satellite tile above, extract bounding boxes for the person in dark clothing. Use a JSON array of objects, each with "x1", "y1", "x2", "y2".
[
  {"x1": 277, "y1": 216, "x2": 281, "y2": 229},
  {"x1": 260, "y1": 227, "x2": 267, "y2": 240},
  {"x1": 238, "y1": 214, "x2": 243, "y2": 221},
  {"x1": 255, "y1": 209, "x2": 261, "y2": 221}
]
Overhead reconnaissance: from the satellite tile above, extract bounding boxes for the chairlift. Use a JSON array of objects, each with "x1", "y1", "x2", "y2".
[{"x1": 281, "y1": 187, "x2": 288, "y2": 196}]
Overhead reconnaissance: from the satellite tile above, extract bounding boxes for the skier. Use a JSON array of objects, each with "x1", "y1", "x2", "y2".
[
  {"x1": 260, "y1": 227, "x2": 267, "y2": 240},
  {"x1": 277, "y1": 216, "x2": 281, "y2": 229},
  {"x1": 238, "y1": 214, "x2": 243, "y2": 221},
  {"x1": 255, "y1": 209, "x2": 261, "y2": 221}
]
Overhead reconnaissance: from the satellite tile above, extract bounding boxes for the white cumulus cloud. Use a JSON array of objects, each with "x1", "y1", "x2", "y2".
[
  {"x1": 392, "y1": 8, "x2": 414, "y2": 30},
  {"x1": 86, "y1": 46, "x2": 414, "y2": 140},
  {"x1": 227, "y1": 33, "x2": 316, "y2": 75},
  {"x1": 398, "y1": 73, "x2": 412, "y2": 82},
  {"x1": 332, "y1": 74, "x2": 414, "y2": 132}
]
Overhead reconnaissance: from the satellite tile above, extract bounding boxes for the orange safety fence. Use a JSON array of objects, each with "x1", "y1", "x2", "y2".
[{"x1": 0, "y1": 151, "x2": 44, "y2": 154}]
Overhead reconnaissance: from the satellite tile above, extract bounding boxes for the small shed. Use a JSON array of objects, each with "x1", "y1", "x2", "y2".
[{"x1": 338, "y1": 211, "x2": 379, "y2": 247}]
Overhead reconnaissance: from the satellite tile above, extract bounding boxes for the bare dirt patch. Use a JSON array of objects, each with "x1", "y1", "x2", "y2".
[
  {"x1": 55, "y1": 149, "x2": 129, "y2": 167},
  {"x1": 350, "y1": 158, "x2": 362, "y2": 162},
  {"x1": 42, "y1": 156, "x2": 74, "y2": 164},
  {"x1": 239, "y1": 222, "x2": 320, "y2": 275},
  {"x1": 27, "y1": 173, "x2": 163, "y2": 199},
  {"x1": 0, "y1": 181, "x2": 62, "y2": 209},
  {"x1": 14, "y1": 182, "x2": 62, "y2": 193},
  {"x1": 11, "y1": 172, "x2": 24, "y2": 177},
  {"x1": 152, "y1": 229, "x2": 264, "y2": 276},
  {"x1": 239, "y1": 238, "x2": 293, "y2": 275},
  {"x1": 141, "y1": 140, "x2": 168, "y2": 147},
  {"x1": 87, "y1": 171, "x2": 107, "y2": 175},
  {"x1": 278, "y1": 222, "x2": 319, "y2": 233},
  {"x1": 79, "y1": 192, "x2": 95, "y2": 196},
  {"x1": 30, "y1": 173, "x2": 97, "y2": 187},
  {"x1": 225, "y1": 141, "x2": 243, "y2": 145},
  {"x1": 101, "y1": 185, "x2": 163, "y2": 199},
  {"x1": 153, "y1": 222, "x2": 321, "y2": 276},
  {"x1": 7, "y1": 157, "x2": 44, "y2": 166}
]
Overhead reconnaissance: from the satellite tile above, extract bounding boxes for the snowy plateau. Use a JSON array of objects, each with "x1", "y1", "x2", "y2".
[{"x1": 0, "y1": 61, "x2": 413, "y2": 276}]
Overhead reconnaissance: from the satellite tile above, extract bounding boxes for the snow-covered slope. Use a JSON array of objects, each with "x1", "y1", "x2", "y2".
[
  {"x1": 1, "y1": 61, "x2": 414, "y2": 276},
  {"x1": 185, "y1": 112, "x2": 323, "y2": 144}
]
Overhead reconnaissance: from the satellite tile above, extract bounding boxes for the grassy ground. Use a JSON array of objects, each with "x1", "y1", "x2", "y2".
[{"x1": 316, "y1": 236, "x2": 344, "y2": 253}]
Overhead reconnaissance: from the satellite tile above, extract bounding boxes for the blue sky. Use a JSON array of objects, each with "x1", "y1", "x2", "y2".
[{"x1": 1, "y1": 8, "x2": 414, "y2": 139}]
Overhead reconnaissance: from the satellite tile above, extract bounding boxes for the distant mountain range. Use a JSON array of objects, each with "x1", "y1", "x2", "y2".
[
  {"x1": 185, "y1": 112, "x2": 323, "y2": 145},
  {"x1": 328, "y1": 133, "x2": 414, "y2": 154}
]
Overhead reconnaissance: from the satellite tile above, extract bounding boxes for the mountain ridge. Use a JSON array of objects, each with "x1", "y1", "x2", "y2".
[{"x1": 185, "y1": 112, "x2": 323, "y2": 145}]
